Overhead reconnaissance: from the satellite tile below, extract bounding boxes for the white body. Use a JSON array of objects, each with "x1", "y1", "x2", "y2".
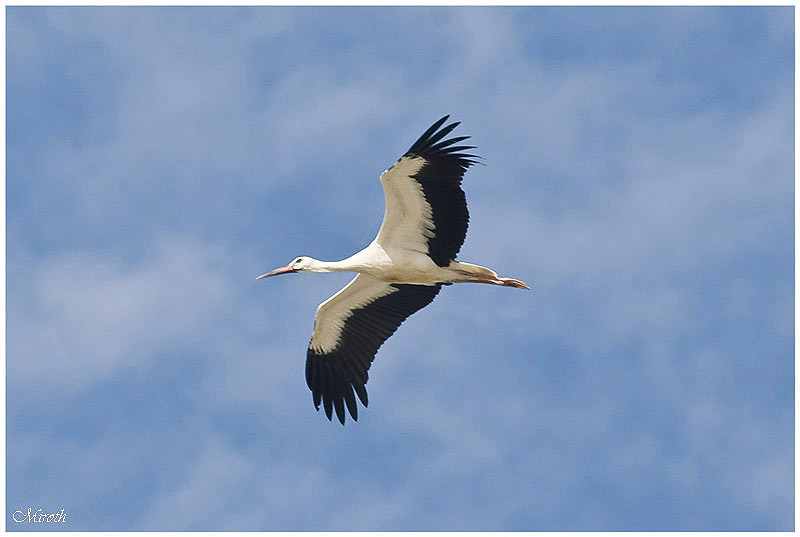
[{"x1": 329, "y1": 243, "x2": 499, "y2": 285}]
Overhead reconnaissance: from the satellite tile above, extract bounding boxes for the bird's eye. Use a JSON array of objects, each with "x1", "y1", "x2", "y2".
[{"x1": 295, "y1": 258, "x2": 303, "y2": 264}]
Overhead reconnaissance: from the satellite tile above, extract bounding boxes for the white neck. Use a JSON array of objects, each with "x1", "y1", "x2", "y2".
[{"x1": 306, "y1": 258, "x2": 360, "y2": 273}]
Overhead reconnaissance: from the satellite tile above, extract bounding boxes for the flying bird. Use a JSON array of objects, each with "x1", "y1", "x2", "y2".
[{"x1": 258, "y1": 115, "x2": 529, "y2": 424}]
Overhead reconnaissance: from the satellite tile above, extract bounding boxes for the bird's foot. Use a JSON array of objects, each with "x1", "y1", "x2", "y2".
[{"x1": 498, "y1": 278, "x2": 530, "y2": 290}]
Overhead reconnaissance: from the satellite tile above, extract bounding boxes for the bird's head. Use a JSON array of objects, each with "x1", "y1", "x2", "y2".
[{"x1": 257, "y1": 256, "x2": 320, "y2": 279}]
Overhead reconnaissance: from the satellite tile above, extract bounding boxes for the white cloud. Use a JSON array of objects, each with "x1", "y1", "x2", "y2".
[{"x1": 8, "y1": 236, "x2": 232, "y2": 393}]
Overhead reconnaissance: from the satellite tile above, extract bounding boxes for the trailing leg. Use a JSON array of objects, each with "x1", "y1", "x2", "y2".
[{"x1": 447, "y1": 261, "x2": 530, "y2": 289}]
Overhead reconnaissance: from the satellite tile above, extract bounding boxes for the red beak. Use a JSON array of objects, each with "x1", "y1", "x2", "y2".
[{"x1": 256, "y1": 265, "x2": 297, "y2": 279}]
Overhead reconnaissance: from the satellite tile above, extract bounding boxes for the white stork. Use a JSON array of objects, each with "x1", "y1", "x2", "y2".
[{"x1": 258, "y1": 115, "x2": 529, "y2": 424}]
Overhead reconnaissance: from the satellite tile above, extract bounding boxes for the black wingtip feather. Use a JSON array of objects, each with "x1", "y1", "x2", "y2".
[
  {"x1": 323, "y1": 394, "x2": 333, "y2": 420},
  {"x1": 405, "y1": 116, "x2": 481, "y2": 171},
  {"x1": 424, "y1": 121, "x2": 460, "y2": 148},
  {"x1": 344, "y1": 385, "x2": 358, "y2": 422},
  {"x1": 354, "y1": 383, "x2": 369, "y2": 407},
  {"x1": 410, "y1": 115, "x2": 450, "y2": 148},
  {"x1": 333, "y1": 395, "x2": 345, "y2": 425},
  {"x1": 433, "y1": 135, "x2": 471, "y2": 149}
]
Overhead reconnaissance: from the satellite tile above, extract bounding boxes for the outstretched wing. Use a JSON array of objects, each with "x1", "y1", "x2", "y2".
[
  {"x1": 306, "y1": 274, "x2": 441, "y2": 424},
  {"x1": 374, "y1": 115, "x2": 480, "y2": 267}
]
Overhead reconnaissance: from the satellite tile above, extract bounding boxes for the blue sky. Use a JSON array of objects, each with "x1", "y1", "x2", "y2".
[{"x1": 6, "y1": 6, "x2": 794, "y2": 531}]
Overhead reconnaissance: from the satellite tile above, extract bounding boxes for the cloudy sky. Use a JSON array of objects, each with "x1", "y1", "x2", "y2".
[{"x1": 6, "y1": 6, "x2": 794, "y2": 531}]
